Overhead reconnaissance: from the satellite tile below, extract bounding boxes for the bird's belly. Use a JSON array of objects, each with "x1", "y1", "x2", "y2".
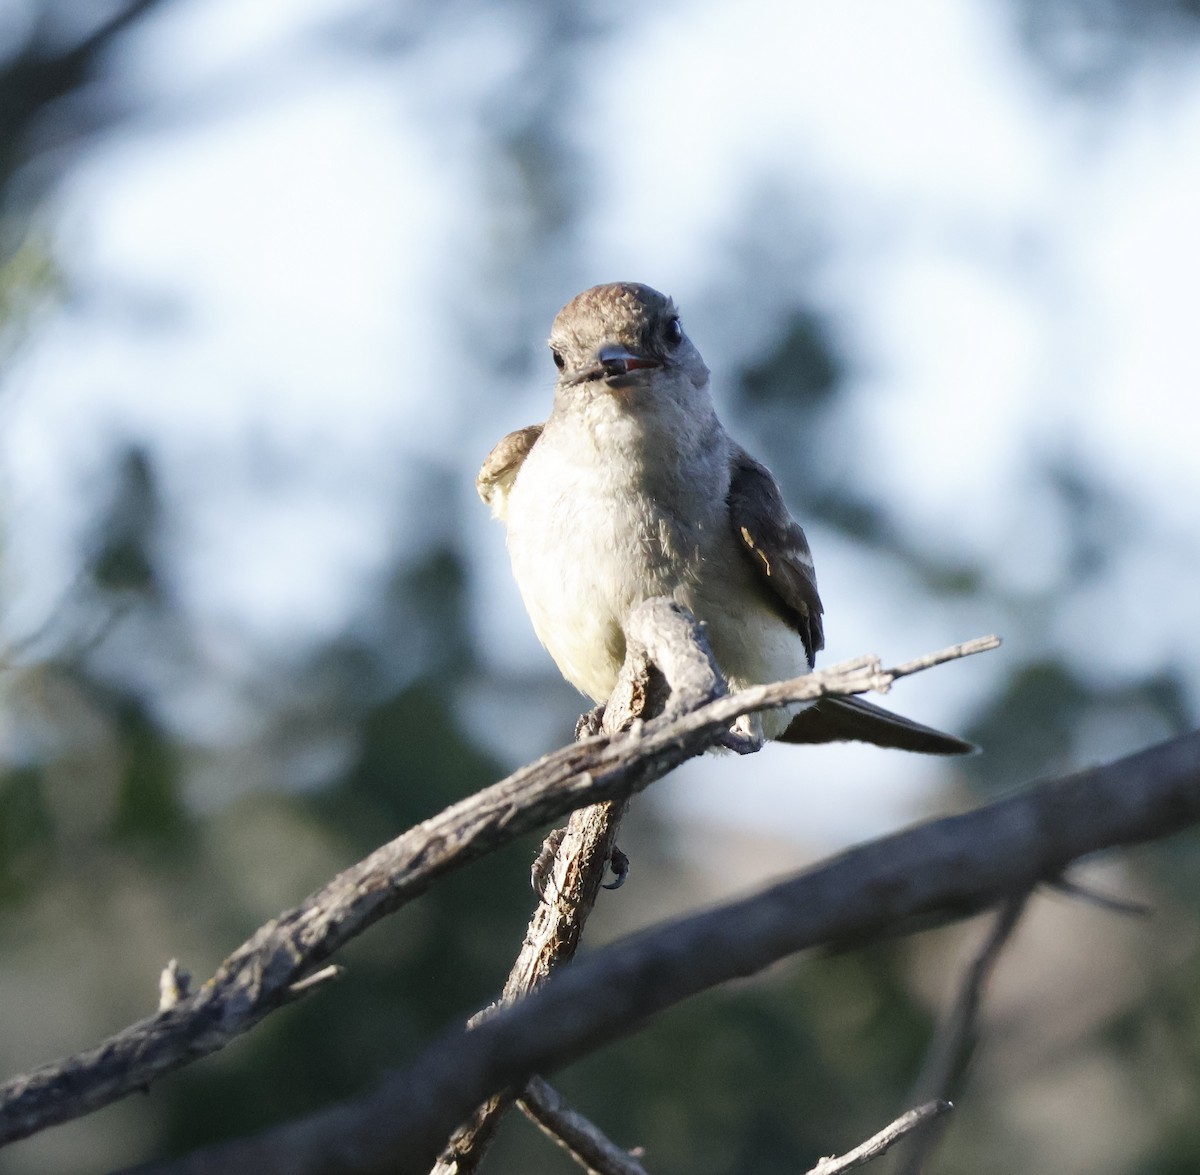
[
  {"x1": 505, "y1": 442, "x2": 710, "y2": 701},
  {"x1": 508, "y1": 494, "x2": 692, "y2": 701},
  {"x1": 504, "y1": 440, "x2": 812, "y2": 735}
]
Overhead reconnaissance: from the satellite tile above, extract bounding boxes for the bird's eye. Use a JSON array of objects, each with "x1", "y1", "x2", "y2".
[
  {"x1": 551, "y1": 348, "x2": 566, "y2": 371},
  {"x1": 664, "y1": 316, "x2": 683, "y2": 347}
]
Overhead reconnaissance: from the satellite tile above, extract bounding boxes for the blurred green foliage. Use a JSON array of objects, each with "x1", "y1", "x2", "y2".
[{"x1": 1, "y1": 3, "x2": 1199, "y2": 1174}]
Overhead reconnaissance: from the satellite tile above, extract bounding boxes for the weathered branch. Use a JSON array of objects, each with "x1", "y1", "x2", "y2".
[
  {"x1": 118, "y1": 726, "x2": 1200, "y2": 1175},
  {"x1": 432, "y1": 600, "x2": 718, "y2": 1173},
  {"x1": 0, "y1": 617, "x2": 993, "y2": 1147},
  {"x1": 429, "y1": 793, "x2": 634, "y2": 1175}
]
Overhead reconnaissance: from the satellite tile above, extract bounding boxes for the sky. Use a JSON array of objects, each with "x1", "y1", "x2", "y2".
[{"x1": 2, "y1": 0, "x2": 1198, "y2": 849}]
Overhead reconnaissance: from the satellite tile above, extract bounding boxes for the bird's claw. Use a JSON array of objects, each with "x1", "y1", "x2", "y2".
[
  {"x1": 717, "y1": 727, "x2": 762, "y2": 755},
  {"x1": 603, "y1": 846, "x2": 630, "y2": 890},
  {"x1": 575, "y1": 705, "x2": 606, "y2": 740}
]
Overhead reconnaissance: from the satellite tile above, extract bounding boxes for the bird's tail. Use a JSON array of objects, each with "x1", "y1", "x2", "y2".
[{"x1": 778, "y1": 695, "x2": 974, "y2": 755}]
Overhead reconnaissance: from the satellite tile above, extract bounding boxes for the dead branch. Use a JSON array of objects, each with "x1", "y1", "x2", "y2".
[
  {"x1": 117, "y1": 727, "x2": 1200, "y2": 1175},
  {"x1": 431, "y1": 600, "x2": 717, "y2": 1173},
  {"x1": 893, "y1": 894, "x2": 1029, "y2": 1175},
  {"x1": 0, "y1": 606, "x2": 993, "y2": 1148}
]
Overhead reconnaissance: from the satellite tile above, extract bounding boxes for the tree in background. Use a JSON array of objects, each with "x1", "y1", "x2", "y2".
[{"x1": 1, "y1": 2, "x2": 1199, "y2": 1172}]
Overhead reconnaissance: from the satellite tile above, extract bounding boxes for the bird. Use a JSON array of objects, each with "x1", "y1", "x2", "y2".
[{"x1": 477, "y1": 281, "x2": 971, "y2": 754}]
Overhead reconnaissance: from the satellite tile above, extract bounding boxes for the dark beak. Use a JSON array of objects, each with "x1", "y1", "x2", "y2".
[
  {"x1": 596, "y1": 343, "x2": 660, "y2": 377},
  {"x1": 567, "y1": 343, "x2": 661, "y2": 387}
]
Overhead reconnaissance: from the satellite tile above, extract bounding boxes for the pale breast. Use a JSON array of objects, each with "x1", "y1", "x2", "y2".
[{"x1": 504, "y1": 424, "x2": 714, "y2": 701}]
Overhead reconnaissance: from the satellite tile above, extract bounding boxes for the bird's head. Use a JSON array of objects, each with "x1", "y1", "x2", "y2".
[{"x1": 547, "y1": 283, "x2": 711, "y2": 417}]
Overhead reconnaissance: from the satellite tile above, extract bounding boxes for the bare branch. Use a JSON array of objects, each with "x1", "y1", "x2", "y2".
[
  {"x1": 116, "y1": 727, "x2": 1200, "y2": 1175},
  {"x1": 430, "y1": 795, "x2": 632, "y2": 1175},
  {"x1": 886, "y1": 637, "x2": 1002, "y2": 685},
  {"x1": 1049, "y1": 875, "x2": 1153, "y2": 917},
  {"x1": 805, "y1": 1101, "x2": 952, "y2": 1174},
  {"x1": 894, "y1": 896, "x2": 1029, "y2": 1175},
  {"x1": 908, "y1": 896, "x2": 1029, "y2": 1105},
  {"x1": 520, "y1": 1078, "x2": 651, "y2": 1175},
  {"x1": 432, "y1": 600, "x2": 712, "y2": 1173},
  {"x1": 0, "y1": 611, "x2": 991, "y2": 1147}
]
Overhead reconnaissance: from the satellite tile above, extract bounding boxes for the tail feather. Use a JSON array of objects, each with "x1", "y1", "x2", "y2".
[{"x1": 779, "y1": 695, "x2": 974, "y2": 755}]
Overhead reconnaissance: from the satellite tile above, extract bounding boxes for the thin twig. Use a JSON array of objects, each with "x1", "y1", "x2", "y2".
[
  {"x1": 894, "y1": 894, "x2": 1030, "y2": 1175},
  {"x1": 909, "y1": 895, "x2": 1029, "y2": 1103},
  {"x1": 678, "y1": 636, "x2": 999, "y2": 728},
  {"x1": 1049, "y1": 875, "x2": 1153, "y2": 918},
  {"x1": 520, "y1": 1077, "x2": 650, "y2": 1175},
  {"x1": 887, "y1": 637, "x2": 1001, "y2": 683},
  {"x1": 805, "y1": 1101, "x2": 952, "y2": 1174}
]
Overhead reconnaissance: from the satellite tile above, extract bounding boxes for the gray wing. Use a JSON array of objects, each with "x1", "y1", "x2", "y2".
[
  {"x1": 727, "y1": 446, "x2": 972, "y2": 754},
  {"x1": 477, "y1": 424, "x2": 544, "y2": 521},
  {"x1": 727, "y1": 445, "x2": 825, "y2": 667},
  {"x1": 779, "y1": 694, "x2": 975, "y2": 754}
]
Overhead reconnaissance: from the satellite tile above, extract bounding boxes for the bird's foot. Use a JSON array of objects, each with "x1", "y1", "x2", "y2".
[
  {"x1": 603, "y1": 846, "x2": 630, "y2": 890},
  {"x1": 718, "y1": 713, "x2": 764, "y2": 755},
  {"x1": 575, "y1": 705, "x2": 606, "y2": 740},
  {"x1": 715, "y1": 710, "x2": 763, "y2": 758},
  {"x1": 717, "y1": 729, "x2": 762, "y2": 754}
]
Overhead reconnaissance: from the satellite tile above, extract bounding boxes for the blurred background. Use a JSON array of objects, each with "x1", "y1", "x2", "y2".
[{"x1": 1, "y1": 1, "x2": 1199, "y2": 1171}]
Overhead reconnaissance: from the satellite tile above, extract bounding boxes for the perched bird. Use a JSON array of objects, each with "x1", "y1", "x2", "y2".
[{"x1": 478, "y1": 281, "x2": 971, "y2": 754}]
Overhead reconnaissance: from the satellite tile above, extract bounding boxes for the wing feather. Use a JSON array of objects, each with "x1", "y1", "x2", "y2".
[
  {"x1": 780, "y1": 695, "x2": 975, "y2": 754},
  {"x1": 477, "y1": 424, "x2": 544, "y2": 520},
  {"x1": 727, "y1": 445, "x2": 825, "y2": 666}
]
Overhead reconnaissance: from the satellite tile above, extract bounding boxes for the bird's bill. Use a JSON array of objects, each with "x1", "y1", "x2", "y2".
[{"x1": 566, "y1": 343, "x2": 662, "y2": 389}]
